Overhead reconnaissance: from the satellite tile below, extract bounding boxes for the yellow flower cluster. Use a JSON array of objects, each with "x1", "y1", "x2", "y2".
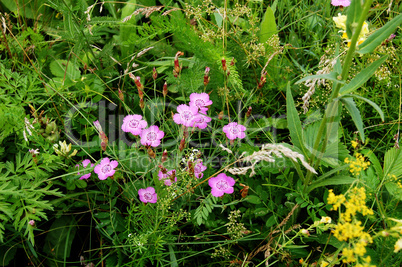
[
  {"x1": 333, "y1": 13, "x2": 369, "y2": 47},
  {"x1": 327, "y1": 187, "x2": 375, "y2": 266},
  {"x1": 344, "y1": 153, "x2": 370, "y2": 176}
]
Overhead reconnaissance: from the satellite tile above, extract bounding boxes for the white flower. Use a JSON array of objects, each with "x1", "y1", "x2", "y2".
[
  {"x1": 333, "y1": 13, "x2": 347, "y2": 30},
  {"x1": 394, "y1": 238, "x2": 402, "y2": 253},
  {"x1": 320, "y1": 216, "x2": 332, "y2": 224}
]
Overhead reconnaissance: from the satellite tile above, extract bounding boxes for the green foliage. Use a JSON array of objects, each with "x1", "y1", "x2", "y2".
[{"x1": 2, "y1": 0, "x2": 402, "y2": 265}]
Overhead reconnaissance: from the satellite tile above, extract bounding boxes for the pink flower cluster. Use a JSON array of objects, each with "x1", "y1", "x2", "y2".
[
  {"x1": 76, "y1": 157, "x2": 118, "y2": 181},
  {"x1": 193, "y1": 160, "x2": 207, "y2": 179},
  {"x1": 158, "y1": 169, "x2": 177, "y2": 186},
  {"x1": 121, "y1": 115, "x2": 165, "y2": 147},
  {"x1": 173, "y1": 93, "x2": 212, "y2": 129}
]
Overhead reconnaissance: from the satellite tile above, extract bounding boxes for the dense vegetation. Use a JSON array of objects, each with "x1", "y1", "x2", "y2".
[{"x1": 1, "y1": 0, "x2": 402, "y2": 266}]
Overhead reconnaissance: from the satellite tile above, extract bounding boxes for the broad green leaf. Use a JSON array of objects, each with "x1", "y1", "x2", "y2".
[
  {"x1": 361, "y1": 149, "x2": 383, "y2": 180},
  {"x1": 385, "y1": 182, "x2": 402, "y2": 201},
  {"x1": 245, "y1": 195, "x2": 261, "y2": 205},
  {"x1": 358, "y1": 13, "x2": 402, "y2": 54},
  {"x1": 383, "y1": 147, "x2": 402, "y2": 179},
  {"x1": 43, "y1": 216, "x2": 77, "y2": 260},
  {"x1": 342, "y1": 94, "x2": 384, "y2": 122},
  {"x1": 286, "y1": 83, "x2": 308, "y2": 157},
  {"x1": 295, "y1": 71, "x2": 343, "y2": 85},
  {"x1": 254, "y1": 208, "x2": 269, "y2": 217},
  {"x1": 259, "y1": 6, "x2": 277, "y2": 44},
  {"x1": 120, "y1": 0, "x2": 137, "y2": 58},
  {"x1": 308, "y1": 175, "x2": 356, "y2": 191},
  {"x1": 346, "y1": 0, "x2": 362, "y2": 39},
  {"x1": 49, "y1": 60, "x2": 80, "y2": 81},
  {"x1": 340, "y1": 97, "x2": 365, "y2": 143},
  {"x1": 214, "y1": 12, "x2": 223, "y2": 28},
  {"x1": 339, "y1": 55, "x2": 388, "y2": 95}
]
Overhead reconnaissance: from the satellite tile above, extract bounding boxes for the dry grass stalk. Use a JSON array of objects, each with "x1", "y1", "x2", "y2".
[
  {"x1": 227, "y1": 143, "x2": 316, "y2": 177},
  {"x1": 247, "y1": 204, "x2": 300, "y2": 265}
]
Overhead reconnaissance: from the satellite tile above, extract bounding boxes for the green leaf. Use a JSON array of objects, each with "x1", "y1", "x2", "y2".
[
  {"x1": 259, "y1": 6, "x2": 277, "y2": 44},
  {"x1": 342, "y1": 94, "x2": 384, "y2": 122},
  {"x1": 346, "y1": 0, "x2": 362, "y2": 39},
  {"x1": 385, "y1": 182, "x2": 402, "y2": 201},
  {"x1": 254, "y1": 208, "x2": 269, "y2": 217},
  {"x1": 358, "y1": 13, "x2": 402, "y2": 54},
  {"x1": 361, "y1": 149, "x2": 383, "y2": 179},
  {"x1": 286, "y1": 83, "x2": 308, "y2": 157},
  {"x1": 383, "y1": 147, "x2": 402, "y2": 179},
  {"x1": 339, "y1": 55, "x2": 388, "y2": 95},
  {"x1": 340, "y1": 97, "x2": 365, "y2": 143},
  {"x1": 245, "y1": 195, "x2": 261, "y2": 205},
  {"x1": 308, "y1": 175, "x2": 356, "y2": 192},
  {"x1": 43, "y1": 216, "x2": 77, "y2": 260},
  {"x1": 295, "y1": 71, "x2": 342, "y2": 85},
  {"x1": 49, "y1": 60, "x2": 80, "y2": 81}
]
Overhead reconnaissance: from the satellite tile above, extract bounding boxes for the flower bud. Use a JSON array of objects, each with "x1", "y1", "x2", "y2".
[
  {"x1": 152, "y1": 67, "x2": 157, "y2": 80},
  {"x1": 162, "y1": 149, "x2": 168, "y2": 163},
  {"x1": 140, "y1": 98, "x2": 145, "y2": 109},
  {"x1": 179, "y1": 138, "x2": 186, "y2": 151},
  {"x1": 158, "y1": 164, "x2": 167, "y2": 174},
  {"x1": 147, "y1": 147, "x2": 155, "y2": 159},
  {"x1": 204, "y1": 67, "x2": 210, "y2": 86},
  {"x1": 246, "y1": 106, "x2": 252, "y2": 118},
  {"x1": 174, "y1": 51, "x2": 184, "y2": 77},
  {"x1": 163, "y1": 82, "x2": 168, "y2": 97},
  {"x1": 257, "y1": 71, "x2": 267, "y2": 89},
  {"x1": 300, "y1": 229, "x2": 310, "y2": 237},
  {"x1": 221, "y1": 58, "x2": 227, "y2": 72},
  {"x1": 230, "y1": 57, "x2": 235, "y2": 66},
  {"x1": 218, "y1": 111, "x2": 224, "y2": 120},
  {"x1": 118, "y1": 89, "x2": 124, "y2": 102}
]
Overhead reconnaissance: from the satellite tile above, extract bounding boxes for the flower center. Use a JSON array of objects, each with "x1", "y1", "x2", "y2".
[
  {"x1": 129, "y1": 119, "x2": 139, "y2": 128},
  {"x1": 194, "y1": 165, "x2": 201, "y2": 173},
  {"x1": 144, "y1": 193, "x2": 153, "y2": 201},
  {"x1": 181, "y1": 111, "x2": 193, "y2": 121},
  {"x1": 195, "y1": 99, "x2": 205, "y2": 107},
  {"x1": 146, "y1": 131, "x2": 157, "y2": 141},
  {"x1": 101, "y1": 164, "x2": 111, "y2": 173},
  {"x1": 216, "y1": 180, "x2": 228, "y2": 190},
  {"x1": 230, "y1": 126, "x2": 239, "y2": 134}
]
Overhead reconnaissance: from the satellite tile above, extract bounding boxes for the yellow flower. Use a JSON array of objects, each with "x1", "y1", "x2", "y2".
[
  {"x1": 394, "y1": 238, "x2": 402, "y2": 253},
  {"x1": 351, "y1": 140, "x2": 358, "y2": 149}
]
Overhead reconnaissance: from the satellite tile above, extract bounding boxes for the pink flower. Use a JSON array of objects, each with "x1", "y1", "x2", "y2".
[
  {"x1": 189, "y1": 93, "x2": 213, "y2": 113},
  {"x1": 28, "y1": 220, "x2": 35, "y2": 226},
  {"x1": 208, "y1": 173, "x2": 235, "y2": 197},
  {"x1": 121, "y1": 114, "x2": 147, "y2": 136},
  {"x1": 194, "y1": 160, "x2": 207, "y2": 179},
  {"x1": 222, "y1": 122, "x2": 246, "y2": 140},
  {"x1": 76, "y1": 159, "x2": 95, "y2": 180},
  {"x1": 173, "y1": 104, "x2": 200, "y2": 127},
  {"x1": 138, "y1": 187, "x2": 158, "y2": 203},
  {"x1": 94, "y1": 157, "x2": 119, "y2": 180},
  {"x1": 158, "y1": 169, "x2": 177, "y2": 186},
  {"x1": 93, "y1": 120, "x2": 102, "y2": 132},
  {"x1": 331, "y1": 0, "x2": 350, "y2": 6},
  {"x1": 140, "y1": 125, "x2": 165, "y2": 147},
  {"x1": 195, "y1": 111, "x2": 212, "y2": 129}
]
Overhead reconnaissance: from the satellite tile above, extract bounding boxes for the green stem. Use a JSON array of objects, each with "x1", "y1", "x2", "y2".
[{"x1": 303, "y1": 0, "x2": 374, "y2": 192}]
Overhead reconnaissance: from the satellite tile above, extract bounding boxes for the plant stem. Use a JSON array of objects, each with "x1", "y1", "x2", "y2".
[{"x1": 304, "y1": 0, "x2": 374, "y2": 192}]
